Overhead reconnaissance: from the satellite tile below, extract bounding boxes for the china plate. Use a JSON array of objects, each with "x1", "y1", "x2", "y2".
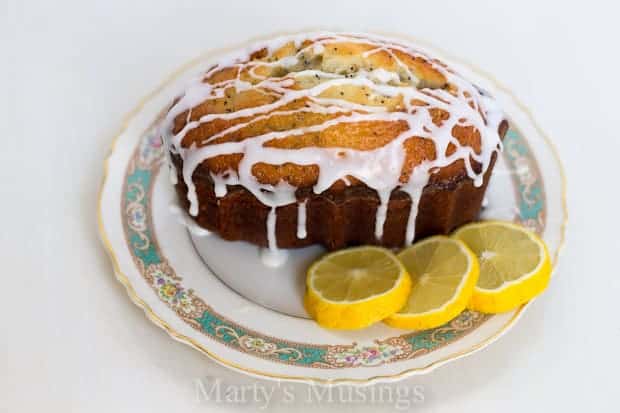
[{"x1": 98, "y1": 32, "x2": 567, "y2": 385}]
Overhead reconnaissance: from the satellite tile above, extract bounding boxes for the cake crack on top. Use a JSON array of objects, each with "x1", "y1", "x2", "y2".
[{"x1": 161, "y1": 32, "x2": 507, "y2": 252}]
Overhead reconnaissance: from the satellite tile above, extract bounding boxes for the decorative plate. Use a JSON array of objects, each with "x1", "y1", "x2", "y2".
[{"x1": 98, "y1": 32, "x2": 567, "y2": 385}]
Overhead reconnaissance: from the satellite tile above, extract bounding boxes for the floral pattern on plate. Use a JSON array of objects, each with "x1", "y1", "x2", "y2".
[{"x1": 120, "y1": 125, "x2": 544, "y2": 368}]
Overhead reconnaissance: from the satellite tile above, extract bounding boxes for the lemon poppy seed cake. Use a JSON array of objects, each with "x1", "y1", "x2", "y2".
[{"x1": 161, "y1": 33, "x2": 507, "y2": 253}]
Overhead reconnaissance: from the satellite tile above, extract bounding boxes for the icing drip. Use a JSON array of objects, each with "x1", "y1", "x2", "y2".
[
  {"x1": 266, "y1": 207, "x2": 278, "y2": 251},
  {"x1": 211, "y1": 170, "x2": 238, "y2": 198},
  {"x1": 169, "y1": 161, "x2": 178, "y2": 185},
  {"x1": 261, "y1": 206, "x2": 289, "y2": 267},
  {"x1": 169, "y1": 204, "x2": 212, "y2": 236},
  {"x1": 375, "y1": 189, "x2": 392, "y2": 239},
  {"x1": 259, "y1": 247, "x2": 289, "y2": 268},
  {"x1": 401, "y1": 163, "x2": 432, "y2": 245},
  {"x1": 297, "y1": 200, "x2": 308, "y2": 239},
  {"x1": 161, "y1": 32, "x2": 504, "y2": 254},
  {"x1": 161, "y1": 136, "x2": 178, "y2": 185}
]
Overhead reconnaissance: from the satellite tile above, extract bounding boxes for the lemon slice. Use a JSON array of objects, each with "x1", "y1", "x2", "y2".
[
  {"x1": 453, "y1": 221, "x2": 552, "y2": 313},
  {"x1": 384, "y1": 236, "x2": 479, "y2": 330},
  {"x1": 304, "y1": 246, "x2": 412, "y2": 330}
]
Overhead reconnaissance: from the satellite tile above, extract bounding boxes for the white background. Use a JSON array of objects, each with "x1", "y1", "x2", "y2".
[{"x1": 2, "y1": 0, "x2": 620, "y2": 411}]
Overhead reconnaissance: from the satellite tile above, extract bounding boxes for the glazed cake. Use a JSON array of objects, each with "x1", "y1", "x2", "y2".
[{"x1": 161, "y1": 33, "x2": 507, "y2": 255}]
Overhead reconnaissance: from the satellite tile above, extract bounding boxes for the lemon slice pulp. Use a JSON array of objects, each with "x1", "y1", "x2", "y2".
[
  {"x1": 304, "y1": 246, "x2": 411, "y2": 330},
  {"x1": 453, "y1": 221, "x2": 552, "y2": 313},
  {"x1": 384, "y1": 236, "x2": 479, "y2": 330}
]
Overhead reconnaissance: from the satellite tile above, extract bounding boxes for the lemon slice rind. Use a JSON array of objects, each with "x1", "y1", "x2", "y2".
[
  {"x1": 453, "y1": 220, "x2": 552, "y2": 313},
  {"x1": 384, "y1": 236, "x2": 480, "y2": 330},
  {"x1": 305, "y1": 246, "x2": 412, "y2": 330}
]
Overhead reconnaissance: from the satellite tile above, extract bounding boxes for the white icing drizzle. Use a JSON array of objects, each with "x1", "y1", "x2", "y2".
[
  {"x1": 169, "y1": 161, "x2": 178, "y2": 185},
  {"x1": 401, "y1": 163, "x2": 432, "y2": 245},
  {"x1": 266, "y1": 207, "x2": 278, "y2": 250},
  {"x1": 161, "y1": 32, "x2": 504, "y2": 253},
  {"x1": 211, "y1": 170, "x2": 238, "y2": 198},
  {"x1": 169, "y1": 204, "x2": 212, "y2": 236},
  {"x1": 369, "y1": 68, "x2": 401, "y2": 84},
  {"x1": 375, "y1": 188, "x2": 392, "y2": 239},
  {"x1": 261, "y1": 206, "x2": 290, "y2": 267},
  {"x1": 297, "y1": 200, "x2": 308, "y2": 239},
  {"x1": 161, "y1": 137, "x2": 178, "y2": 185},
  {"x1": 259, "y1": 247, "x2": 289, "y2": 268}
]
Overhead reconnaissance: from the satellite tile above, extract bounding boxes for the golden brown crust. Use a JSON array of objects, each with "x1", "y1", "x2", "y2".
[
  {"x1": 171, "y1": 130, "x2": 505, "y2": 250},
  {"x1": 165, "y1": 33, "x2": 507, "y2": 250},
  {"x1": 171, "y1": 121, "x2": 507, "y2": 250},
  {"x1": 170, "y1": 37, "x2": 485, "y2": 188}
]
